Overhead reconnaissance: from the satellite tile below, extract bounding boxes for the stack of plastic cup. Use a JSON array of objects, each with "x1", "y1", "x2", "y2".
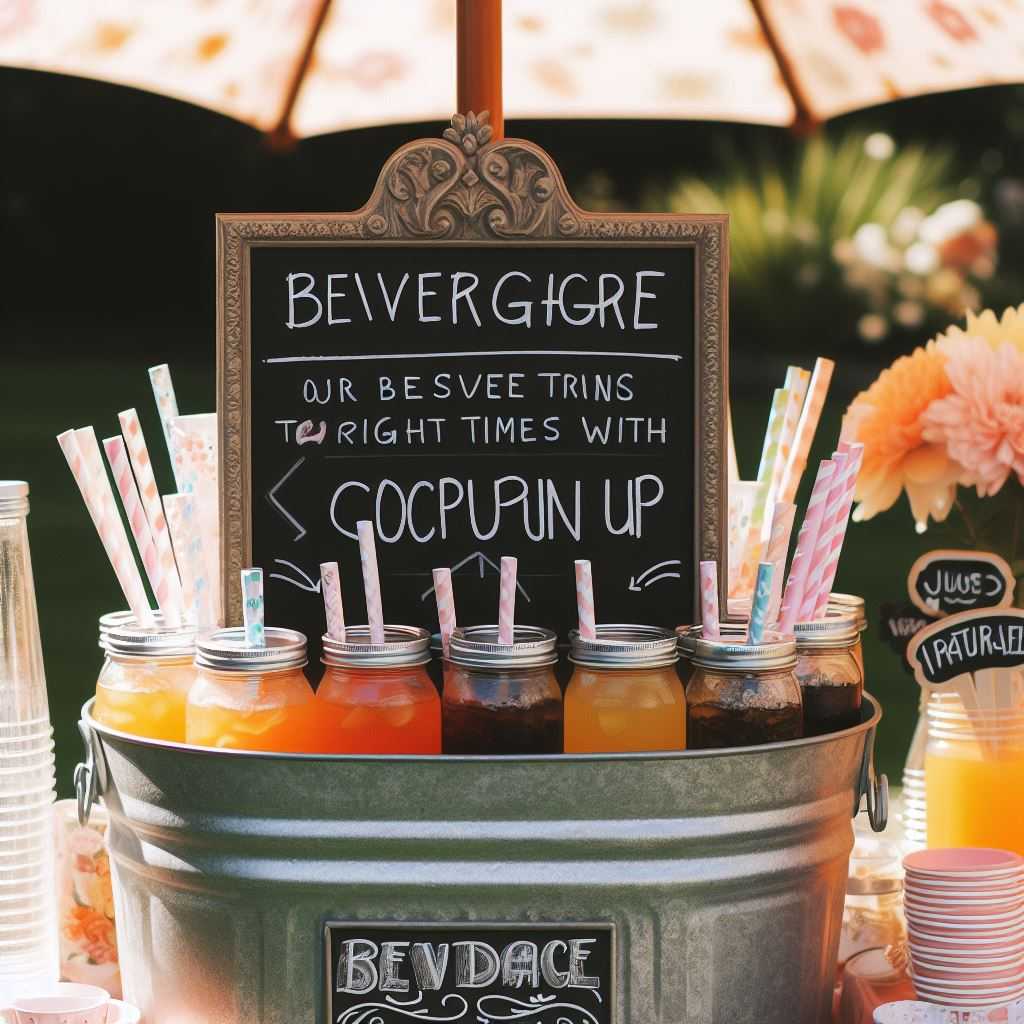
[{"x1": 0, "y1": 481, "x2": 58, "y2": 998}]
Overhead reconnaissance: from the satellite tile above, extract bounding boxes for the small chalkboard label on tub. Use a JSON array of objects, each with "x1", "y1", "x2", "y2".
[
  {"x1": 218, "y1": 116, "x2": 726, "y2": 651},
  {"x1": 907, "y1": 549, "x2": 1015, "y2": 619},
  {"x1": 324, "y1": 922, "x2": 614, "y2": 1024},
  {"x1": 907, "y1": 608, "x2": 1024, "y2": 687}
]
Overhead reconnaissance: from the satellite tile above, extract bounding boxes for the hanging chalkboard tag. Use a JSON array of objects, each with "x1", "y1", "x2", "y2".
[
  {"x1": 879, "y1": 601, "x2": 931, "y2": 674},
  {"x1": 906, "y1": 608, "x2": 1024, "y2": 688},
  {"x1": 907, "y1": 549, "x2": 1015, "y2": 619}
]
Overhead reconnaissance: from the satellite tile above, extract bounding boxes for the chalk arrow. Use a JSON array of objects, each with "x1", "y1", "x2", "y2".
[
  {"x1": 267, "y1": 457, "x2": 306, "y2": 541},
  {"x1": 268, "y1": 559, "x2": 320, "y2": 593},
  {"x1": 628, "y1": 558, "x2": 682, "y2": 592},
  {"x1": 420, "y1": 550, "x2": 531, "y2": 602}
]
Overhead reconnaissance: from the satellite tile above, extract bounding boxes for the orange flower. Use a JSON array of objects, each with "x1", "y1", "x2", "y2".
[
  {"x1": 841, "y1": 339, "x2": 962, "y2": 527},
  {"x1": 64, "y1": 904, "x2": 118, "y2": 965}
]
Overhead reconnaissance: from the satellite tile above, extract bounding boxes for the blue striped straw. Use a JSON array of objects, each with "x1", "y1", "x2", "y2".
[
  {"x1": 241, "y1": 568, "x2": 265, "y2": 648},
  {"x1": 748, "y1": 561, "x2": 775, "y2": 645}
]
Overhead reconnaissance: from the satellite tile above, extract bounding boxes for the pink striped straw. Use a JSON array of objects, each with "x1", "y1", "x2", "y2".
[
  {"x1": 781, "y1": 358, "x2": 834, "y2": 504},
  {"x1": 320, "y1": 561, "x2": 346, "y2": 640},
  {"x1": 778, "y1": 459, "x2": 836, "y2": 635},
  {"x1": 699, "y1": 560, "x2": 720, "y2": 640},
  {"x1": 432, "y1": 567, "x2": 457, "y2": 658},
  {"x1": 356, "y1": 520, "x2": 385, "y2": 644},
  {"x1": 812, "y1": 443, "x2": 865, "y2": 619},
  {"x1": 163, "y1": 493, "x2": 213, "y2": 628},
  {"x1": 118, "y1": 409, "x2": 184, "y2": 610},
  {"x1": 498, "y1": 556, "x2": 518, "y2": 645},
  {"x1": 58, "y1": 428, "x2": 153, "y2": 626},
  {"x1": 765, "y1": 501, "x2": 796, "y2": 625},
  {"x1": 799, "y1": 451, "x2": 849, "y2": 622},
  {"x1": 103, "y1": 435, "x2": 182, "y2": 627},
  {"x1": 574, "y1": 560, "x2": 597, "y2": 640}
]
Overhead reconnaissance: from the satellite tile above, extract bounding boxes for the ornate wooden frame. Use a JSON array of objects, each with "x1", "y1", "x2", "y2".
[{"x1": 217, "y1": 113, "x2": 728, "y2": 624}]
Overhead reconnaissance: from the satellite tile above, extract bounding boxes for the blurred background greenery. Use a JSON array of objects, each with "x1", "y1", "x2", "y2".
[{"x1": 3, "y1": 67, "x2": 1024, "y2": 794}]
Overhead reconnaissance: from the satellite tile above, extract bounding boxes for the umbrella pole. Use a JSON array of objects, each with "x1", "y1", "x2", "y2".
[{"x1": 457, "y1": 0, "x2": 503, "y2": 140}]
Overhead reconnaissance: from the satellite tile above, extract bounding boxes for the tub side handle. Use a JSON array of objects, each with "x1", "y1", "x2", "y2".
[
  {"x1": 74, "y1": 717, "x2": 99, "y2": 826},
  {"x1": 857, "y1": 724, "x2": 889, "y2": 833}
]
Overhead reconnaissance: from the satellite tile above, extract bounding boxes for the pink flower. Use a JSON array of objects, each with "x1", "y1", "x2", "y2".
[{"x1": 922, "y1": 341, "x2": 1024, "y2": 497}]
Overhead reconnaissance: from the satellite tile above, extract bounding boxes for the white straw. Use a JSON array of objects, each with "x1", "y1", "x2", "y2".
[
  {"x1": 357, "y1": 520, "x2": 385, "y2": 644},
  {"x1": 320, "y1": 561, "x2": 346, "y2": 640},
  {"x1": 498, "y1": 556, "x2": 518, "y2": 645}
]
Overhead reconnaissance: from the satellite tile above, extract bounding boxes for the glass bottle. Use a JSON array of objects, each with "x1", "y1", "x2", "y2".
[
  {"x1": 0, "y1": 481, "x2": 58, "y2": 997},
  {"x1": 318, "y1": 625, "x2": 441, "y2": 754},
  {"x1": 565, "y1": 624, "x2": 684, "y2": 753},
  {"x1": 795, "y1": 612, "x2": 863, "y2": 736},
  {"x1": 93, "y1": 614, "x2": 197, "y2": 742},
  {"x1": 686, "y1": 632, "x2": 803, "y2": 749},
  {"x1": 443, "y1": 625, "x2": 562, "y2": 755},
  {"x1": 187, "y1": 627, "x2": 318, "y2": 752}
]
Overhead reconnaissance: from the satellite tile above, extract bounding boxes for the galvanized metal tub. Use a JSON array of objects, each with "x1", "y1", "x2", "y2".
[{"x1": 76, "y1": 694, "x2": 887, "y2": 1024}]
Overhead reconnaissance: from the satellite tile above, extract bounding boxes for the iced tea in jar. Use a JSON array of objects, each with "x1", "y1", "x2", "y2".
[
  {"x1": 565, "y1": 625, "x2": 684, "y2": 753},
  {"x1": 187, "y1": 627, "x2": 318, "y2": 752},
  {"x1": 93, "y1": 613, "x2": 197, "y2": 742},
  {"x1": 686, "y1": 632, "x2": 803, "y2": 749},
  {"x1": 317, "y1": 625, "x2": 441, "y2": 754},
  {"x1": 442, "y1": 625, "x2": 562, "y2": 755},
  {"x1": 794, "y1": 612, "x2": 863, "y2": 737},
  {"x1": 828, "y1": 592, "x2": 867, "y2": 676}
]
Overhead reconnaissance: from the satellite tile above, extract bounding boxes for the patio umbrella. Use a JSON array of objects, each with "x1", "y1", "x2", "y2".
[{"x1": 1, "y1": 0, "x2": 1022, "y2": 139}]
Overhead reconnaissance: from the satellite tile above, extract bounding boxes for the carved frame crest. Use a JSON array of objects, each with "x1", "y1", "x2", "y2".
[{"x1": 217, "y1": 113, "x2": 728, "y2": 623}]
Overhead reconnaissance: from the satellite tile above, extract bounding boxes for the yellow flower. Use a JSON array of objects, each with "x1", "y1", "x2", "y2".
[
  {"x1": 942, "y1": 303, "x2": 1024, "y2": 354},
  {"x1": 842, "y1": 339, "x2": 962, "y2": 528}
]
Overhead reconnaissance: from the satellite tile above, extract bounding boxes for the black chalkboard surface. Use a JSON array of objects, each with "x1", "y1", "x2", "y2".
[
  {"x1": 219, "y1": 131, "x2": 726, "y2": 660},
  {"x1": 908, "y1": 549, "x2": 1015, "y2": 618},
  {"x1": 324, "y1": 922, "x2": 614, "y2": 1024},
  {"x1": 907, "y1": 608, "x2": 1024, "y2": 686}
]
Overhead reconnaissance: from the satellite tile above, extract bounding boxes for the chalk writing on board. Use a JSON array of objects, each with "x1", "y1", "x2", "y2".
[
  {"x1": 324, "y1": 924, "x2": 613, "y2": 1024},
  {"x1": 907, "y1": 549, "x2": 1015, "y2": 618},
  {"x1": 907, "y1": 608, "x2": 1024, "y2": 687}
]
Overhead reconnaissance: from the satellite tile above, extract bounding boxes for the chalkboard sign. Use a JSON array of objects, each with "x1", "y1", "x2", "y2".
[
  {"x1": 907, "y1": 608, "x2": 1024, "y2": 687},
  {"x1": 908, "y1": 549, "x2": 1015, "y2": 618},
  {"x1": 878, "y1": 601, "x2": 931, "y2": 674},
  {"x1": 218, "y1": 121, "x2": 726, "y2": 655},
  {"x1": 323, "y1": 922, "x2": 614, "y2": 1024}
]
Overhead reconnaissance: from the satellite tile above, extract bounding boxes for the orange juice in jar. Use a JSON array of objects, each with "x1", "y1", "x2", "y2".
[
  {"x1": 187, "y1": 627, "x2": 318, "y2": 752},
  {"x1": 565, "y1": 625, "x2": 684, "y2": 753},
  {"x1": 317, "y1": 625, "x2": 441, "y2": 754},
  {"x1": 93, "y1": 613, "x2": 197, "y2": 742}
]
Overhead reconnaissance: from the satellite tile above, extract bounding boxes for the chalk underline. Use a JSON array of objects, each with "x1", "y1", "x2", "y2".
[{"x1": 264, "y1": 349, "x2": 682, "y2": 364}]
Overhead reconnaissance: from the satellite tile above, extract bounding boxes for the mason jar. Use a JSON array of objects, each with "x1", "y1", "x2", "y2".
[
  {"x1": 443, "y1": 625, "x2": 561, "y2": 755},
  {"x1": 318, "y1": 625, "x2": 440, "y2": 754},
  {"x1": 188, "y1": 627, "x2": 317, "y2": 753},
  {"x1": 565, "y1": 624, "x2": 683, "y2": 753},
  {"x1": 93, "y1": 613, "x2": 197, "y2": 743},
  {"x1": 676, "y1": 622, "x2": 747, "y2": 688},
  {"x1": 828, "y1": 592, "x2": 867, "y2": 676},
  {"x1": 795, "y1": 612, "x2": 864, "y2": 737},
  {"x1": 686, "y1": 632, "x2": 803, "y2": 749}
]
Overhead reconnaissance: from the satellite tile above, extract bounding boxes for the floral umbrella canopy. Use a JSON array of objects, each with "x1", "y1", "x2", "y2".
[{"x1": 1, "y1": 0, "x2": 1022, "y2": 137}]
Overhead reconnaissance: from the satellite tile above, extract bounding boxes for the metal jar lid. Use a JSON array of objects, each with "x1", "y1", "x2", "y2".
[
  {"x1": 322, "y1": 625, "x2": 431, "y2": 668},
  {"x1": 829, "y1": 592, "x2": 867, "y2": 632},
  {"x1": 195, "y1": 627, "x2": 308, "y2": 672},
  {"x1": 794, "y1": 611, "x2": 860, "y2": 650},
  {"x1": 570, "y1": 624, "x2": 677, "y2": 669},
  {"x1": 448, "y1": 625, "x2": 558, "y2": 669},
  {"x1": 676, "y1": 622, "x2": 747, "y2": 659},
  {"x1": 690, "y1": 631, "x2": 796, "y2": 672},
  {"x1": 102, "y1": 616, "x2": 197, "y2": 660},
  {"x1": 0, "y1": 481, "x2": 29, "y2": 517}
]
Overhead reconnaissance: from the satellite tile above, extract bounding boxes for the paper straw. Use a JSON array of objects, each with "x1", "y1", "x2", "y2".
[
  {"x1": 432, "y1": 567, "x2": 457, "y2": 658},
  {"x1": 781, "y1": 357, "x2": 834, "y2": 504},
  {"x1": 320, "y1": 561, "x2": 345, "y2": 641},
  {"x1": 163, "y1": 493, "x2": 213, "y2": 628},
  {"x1": 148, "y1": 364, "x2": 183, "y2": 491},
  {"x1": 574, "y1": 560, "x2": 597, "y2": 640},
  {"x1": 241, "y1": 568, "x2": 265, "y2": 648},
  {"x1": 767, "y1": 368, "x2": 808, "y2": 530},
  {"x1": 57, "y1": 429, "x2": 153, "y2": 626},
  {"x1": 748, "y1": 562, "x2": 775, "y2": 645},
  {"x1": 765, "y1": 501, "x2": 796, "y2": 625},
  {"x1": 357, "y1": 520, "x2": 385, "y2": 644},
  {"x1": 728, "y1": 480, "x2": 766, "y2": 599},
  {"x1": 812, "y1": 443, "x2": 865, "y2": 619},
  {"x1": 778, "y1": 459, "x2": 836, "y2": 635},
  {"x1": 498, "y1": 556, "x2": 518, "y2": 645},
  {"x1": 699, "y1": 560, "x2": 721, "y2": 640},
  {"x1": 755, "y1": 387, "x2": 790, "y2": 497},
  {"x1": 118, "y1": 409, "x2": 184, "y2": 609},
  {"x1": 800, "y1": 451, "x2": 849, "y2": 622},
  {"x1": 103, "y1": 435, "x2": 182, "y2": 628}
]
